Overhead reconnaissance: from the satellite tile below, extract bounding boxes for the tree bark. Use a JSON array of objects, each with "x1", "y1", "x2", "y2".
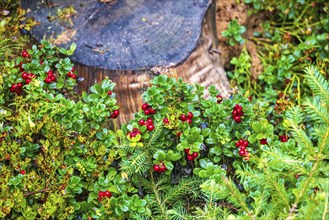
[{"x1": 74, "y1": 1, "x2": 231, "y2": 125}]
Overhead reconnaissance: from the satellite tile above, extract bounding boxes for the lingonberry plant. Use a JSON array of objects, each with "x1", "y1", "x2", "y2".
[{"x1": 0, "y1": 39, "x2": 328, "y2": 219}]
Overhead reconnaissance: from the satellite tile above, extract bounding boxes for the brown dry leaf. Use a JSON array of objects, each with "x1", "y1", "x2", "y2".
[{"x1": 54, "y1": 29, "x2": 76, "y2": 45}]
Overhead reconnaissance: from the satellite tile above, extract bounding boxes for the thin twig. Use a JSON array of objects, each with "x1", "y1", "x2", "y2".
[{"x1": 23, "y1": 188, "x2": 50, "y2": 197}]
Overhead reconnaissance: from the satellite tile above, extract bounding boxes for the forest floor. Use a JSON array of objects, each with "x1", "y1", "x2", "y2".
[{"x1": 216, "y1": 0, "x2": 265, "y2": 79}]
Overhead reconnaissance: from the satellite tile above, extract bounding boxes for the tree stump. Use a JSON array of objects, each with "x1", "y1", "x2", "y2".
[{"x1": 22, "y1": 0, "x2": 231, "y2": 124}]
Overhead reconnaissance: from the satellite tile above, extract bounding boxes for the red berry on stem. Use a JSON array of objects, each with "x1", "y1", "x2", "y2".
[
  {"x1": 192, "y1": 152, "x2": 198, "y2": 158},
  {"x1": 239, "y1": 146, "x2": 246, "y2": 150},
  {"x1": 104, "y1": 190, "x2": 112, "y2": 198},
  {"x1": 234, "y1": 116, "x2": 241, "y2": 123},
  {"x1": 107, "y1": 91, "x2": 112, "y2": 95},
  {"x1": 71, "y1": 74, "x2": 77, "y2": 79},
  {"x1": 186, "y1": 118, "x2": 192, "y2": 124},
  {"x1": 163, "y1": 118, "x2": 169, "y2": 124},
  {"x1": 187, "y1": 112, "x2": 193, "y2": 119},
  {"x1": 22, "y1": 50, "x2": 29, "y2": 58},
  {"x1": 25, "y1": 78, "x2": 31, "y2": 84},
  {"x1": 216, "y1": 94, "x2": 223, "y2": 103},
  {"x1": 184, "y1": 148, "x2": 190, "y2": 154},
  {"x1": 180, "y1": 114, "x2": 187, "y2": 121},
  {"x1": 144, "y1": 109, "x2": 150, "y2": 115},
  {"x1": 98, "y1": 191, "x2": 105, "y2": 197},
  {"x1": 159, "y1": 163, "x2": 166, "y2": 172},
  {"x1": 177, "y1": 131, "x2": 182, "y2": 137},
  {"x1": 45, "y1": 77, "x2": 52, "y2": 83},
  {"x1": 20, "y1": 170, "x2": 26, "y2": 175},
  {"x1": 239, "y1": 149, "x2": 246, "y2": 156},
  {"x1": 242, "y1": 140, "x2": 249, "y2": 147},
  {"x1": 47, "y1": 70, "x2": 53, "y2": 77},
  {"x1": 22, "y1": 72, "x2": 29, "y2": 79},
  {"x1": 141, "y1": 103, "x2": 149, "y2": 110},
  {"x1": 71, "y1": 67, "x2": 76, "y2": 72},
  {"x1": 150, "y1": 108, "x2": 156, "y2": 114},
  {"x1": 260, "y1": 139, "x2": 268, "y2": 145},
  {"x1": 147, "y1": 124, "x2": 155, "y2": 131},
  {"x1": 153, "y1": 164, "x2": 160, "y2": 172},
  {"x1": 187, "y1": 155, "x2": 194, "y2": 161},
  {"x1": 139, "y1": 119, "x2": 145, "y2": 126},
  {"x1": 67, "y1": 72, "x2": 73, "y2": 77},
  {"x1": 147, "y1": 118, "x2": 153, "y2": 124},
  {"x1": 51, "y1": 76, "x2": 56, "y2": 82}
]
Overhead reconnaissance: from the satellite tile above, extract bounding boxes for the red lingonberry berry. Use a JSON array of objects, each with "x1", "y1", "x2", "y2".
[
  {"x1": 159, "y1": 163, "x2": 166, "y2": 172},
  {"x1": 139, "y1": 119, "x2": 145, "y2": 126},
  {"x1": 279, "y1": 135, "x2": 288, "y2": 142},
  {"x1": 71, "y1": 67, "x2": 76, "y2": 72},
  {"x1": 163, "y1": 118, "x2": 169, "y2": 124},
  {"x1": 130, "y1": 132, "x2": 137, "y2": 138},
  {"x1": 97, "y1": 196, "x2": 103, "y2": 202},
  {"x1": 242, "y1": 140, "x2": 249, "y2": 147},
  {"x1": 260, "y1": 138, "x2": 268, "y2": 145},
  {"x1": 239, "y1": 149, "x2": 246, "y2": 156},
  {"x1": 98, "y1": 191, "x2": 105, "y2": 197},
  {"x1": 177, "y1": 132, "x2": 182, "y2": 137},
  {"x1": 180, "y1": 114, "x2": 187, "y2": 121},
  {"x1": 234, "y1": 116, "x2": 241, "y2": 123},
  {"x1": 44, "y1": 77, "x2": 52, "y2": 83},
  {"x1": 147, "y1": 118, "x2": 153, "y2": 124},
  {"x1": 141, "y1": 103, "x2": 149, "y2": 110},
  {"x1": 25, "y1": 78, "x2": 31, "y2": 84},
  {"x1": 21, "y1": 50, "x2": 29, "y2": 58},
  {"x1": 111, "y1": 110, "x2": 120, "y2": 118},
  {"x1": 47, "y1": 70, "x2": 53, "y2": 77},
  {"x1": 51, "y1": 76, "x2": 56, "y2": 81},
  {"x1": 133, "y1": 128, "x2": 139, "y2": 133},
  {"x1": 67, "y1": 72, "x2": 73, "y2": 77},
  {"x1": 149, "y1": 108, "x2": 156, "y2": 114},
  {"x1": 20, "y1": 170, "x2": 26, "y2": 175},
  {"x1": 147, "y1": 124, "x2": 155, "y2": 131},
  {"x1": 107, "y1": 91, "x2": 112, "y2": 95},
  {"x1": 71, "y1": 74, "x2": 77, "y2": 79},
  {"x1": 192, "y1": 152, "x2": 198, "y2": 158},
  {"x1": 187, "y1": 155, "x2": 194, "y2": 161},
  {"x1": 184, "y1": 148, "x2": 190, "y2": 154},
  {"x1": 144, "y1": 109, "x2": 150, "y2": 115},
  {"x1": 239, "y1": 146, "x2": 246, "y2": 150},
  {"x1": 187, "y1": 112, "x2": 193, "y2": 119},
  {"x1": 153, "y1": 164, "x2": 160, "y2": 172},
  {"x1": 186, "y1": 118, "x2": 192, "y2": 124},
  {"x1": 216, "y1": 94, "x2": 223, "y2": 103},
  {"x1": 104, "y1": 190, "x2": 112, "y2": 198},
  {"x1": 22, "y1": 72, "x2": 29, "y2": 79},
  {"x1": 17, "y1": 83, "x2": 23, "y2": 88}
]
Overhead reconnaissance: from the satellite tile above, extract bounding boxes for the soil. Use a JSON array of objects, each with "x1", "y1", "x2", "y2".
[{"x1": 216, "y1": 0, "x2": 265, "y2": 79}]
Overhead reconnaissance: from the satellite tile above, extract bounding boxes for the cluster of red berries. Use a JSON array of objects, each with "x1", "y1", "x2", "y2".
[
  {"x1": 153, "y1": 163, "x2": 167, "y2": 173},
  {"x1": 138, "y1": 117, "x2": 155, "y2": 131},
  {"x1": 9, "y1": 82, "x2": 23, "y2": 95},
  {"x1": 184, "y1": 149, "x2": 199, "y2": 161},
  {"x1": 235, "y1": 139, "x2": 249, "y2": 157},
  {"x1": 66, "y1": 67, "x2": 77, "y2": 79},
  {"x1": 141, "y1": 103, "x2": 156, "y2": 115},
  {"x1": 98, "y1": 190, "x2": 112, "y2": 201},
  {"x1": 21, "y1": 72, "x2": 35, "y2": 85},
  {"x1": 110, "y1": 109, "x2": 120, "y2": 119},
  {"x1": 260, "y1": 138, "x2": 268, "y2": 145},
  {"x1": 279, "y1": 135, "x2": 288, "y2": 142},
  {"x1": 180, "y1": 112, "x2": 193, "y2": 124},
  {"x1": 216, "y1": 94, "x2": 223, "y2": 104},
  {"x1": 232, "y1": 104, "x2": 244, "y2": 123},
  {"x1": 44, "y1": 70, "x2": 56, "y2": 83},
  {"x1": 128, "y1": 128, "x2": 142, "y2": 138}
]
